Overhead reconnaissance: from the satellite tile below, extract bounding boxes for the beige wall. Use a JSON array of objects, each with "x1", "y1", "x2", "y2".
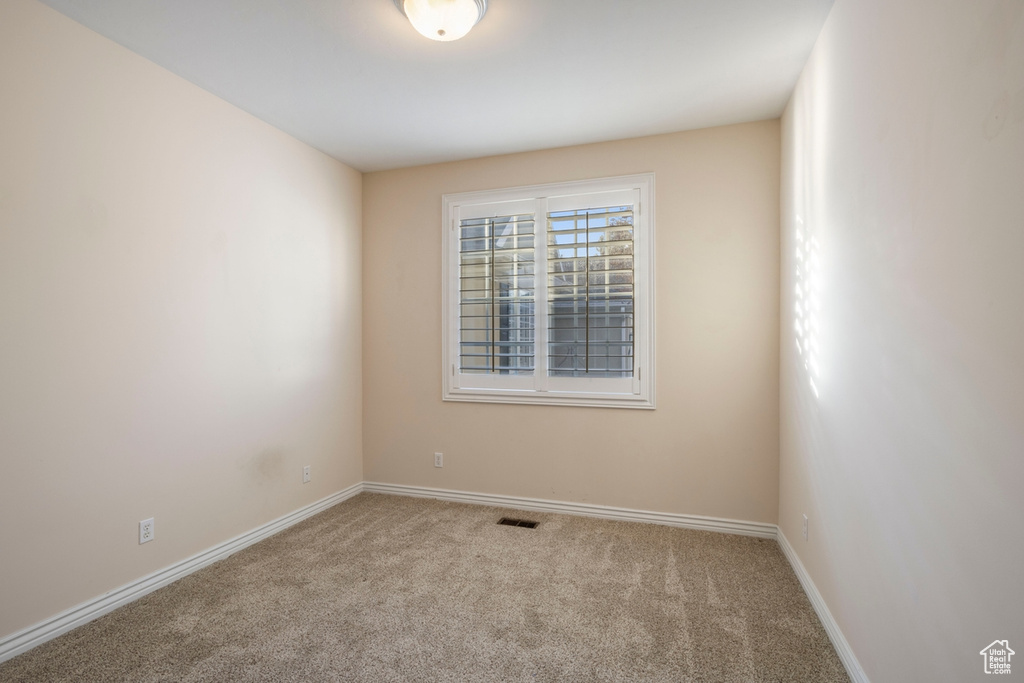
[
  {"x1": 0, "y1": 0, "x2": 362, "y2": 640},
  {"x1": 363, "y1": 121, "x2": 780, "y2": 523},
  {"x1": 780, "y1": 0, "x2": 1024, "y2": 680}
]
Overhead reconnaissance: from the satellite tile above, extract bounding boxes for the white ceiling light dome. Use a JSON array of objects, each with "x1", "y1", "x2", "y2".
[{"x1": 394, "y1": 0, "x2": 488, "y2": 42}]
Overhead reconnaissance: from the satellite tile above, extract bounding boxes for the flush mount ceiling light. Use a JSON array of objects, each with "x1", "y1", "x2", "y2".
[{"x1": 393, "y1": 0, "x2": 488, "y2": 42}]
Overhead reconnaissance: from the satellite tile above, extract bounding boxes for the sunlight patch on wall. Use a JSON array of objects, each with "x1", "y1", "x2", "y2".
[{"x1": 794, "y1": 215, "x2": 821, "y2": 397}]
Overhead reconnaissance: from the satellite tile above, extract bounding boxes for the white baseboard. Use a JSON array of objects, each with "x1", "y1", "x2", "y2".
[
  {"x1": 777, "y1": 529, "x2": 869, "y2": 683},
  {"x1": 362, "y1": 481, "x2": 777, "y2": 538},
  {"x1": 0, "y1": 482, "x2": 364, "y2": 665}
]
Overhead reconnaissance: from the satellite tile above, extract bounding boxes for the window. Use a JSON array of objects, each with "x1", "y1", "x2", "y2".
[{"x1": 442, "y1": 174, "x2": 655, "y2": 408}]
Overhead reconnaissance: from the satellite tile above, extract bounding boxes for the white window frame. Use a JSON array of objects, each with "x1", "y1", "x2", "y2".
[{"x1": 442, "y1": 174, "x2": 656, "y2": 409}]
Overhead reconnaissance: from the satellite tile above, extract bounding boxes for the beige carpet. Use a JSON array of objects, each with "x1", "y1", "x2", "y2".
[{"x1": 0, "y1": 493, "x2": 849, "y2": 682}]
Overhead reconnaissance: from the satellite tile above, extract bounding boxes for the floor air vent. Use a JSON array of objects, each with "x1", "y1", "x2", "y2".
[{"x1": 498, "y1": 517, "x2": 539, "y2": 529}]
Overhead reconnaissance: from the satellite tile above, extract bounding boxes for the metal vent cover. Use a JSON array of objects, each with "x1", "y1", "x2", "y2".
[{"x1": 497, "y1": 517, "x2": 539, "y2": 529}]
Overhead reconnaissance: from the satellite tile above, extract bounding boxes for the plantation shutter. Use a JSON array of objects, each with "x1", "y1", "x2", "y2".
[
  {"x1": 546, "y1": 197, "x2": 635, "y2": 379},
  {"x1": 458, "y1": 212, "x2": 536, "y2": 375},
  {"x1": 443, "y1": 175, "x2": 653, "y2": 408}
]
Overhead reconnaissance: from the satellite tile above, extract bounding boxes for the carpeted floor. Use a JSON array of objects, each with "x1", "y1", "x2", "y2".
[{"x1": 0, "y1": 493, "x2": 849, "y2": 682}]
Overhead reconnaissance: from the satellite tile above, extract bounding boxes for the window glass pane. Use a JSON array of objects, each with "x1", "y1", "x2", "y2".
[
  {"x1": 546, "y1": 206, "x2": 634, "y2": 378},
  {"x1": 459, "y1": 214, "x2": 535, "y2": 375}
]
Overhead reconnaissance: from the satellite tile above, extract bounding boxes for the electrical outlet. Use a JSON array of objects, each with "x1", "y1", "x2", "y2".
[
  {"x1": 434, "y1": 452, "x2": 443, "y2": 468},
  {"x1": 139, "y1": 518, "x2": 154, "y2": 544},
  {"x1": 302, "y1": 465, "x2": 311, "y2": 483},
  {"x1": 802, "y1": 514, "x2": 809, "y2": 541}
]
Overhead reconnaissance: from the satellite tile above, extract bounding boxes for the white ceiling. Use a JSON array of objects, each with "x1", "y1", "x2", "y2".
[{"x1": 39, "y1": 0, "x2": 834, "y2": 172}]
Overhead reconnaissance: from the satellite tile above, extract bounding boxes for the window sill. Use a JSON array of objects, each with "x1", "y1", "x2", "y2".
[{"x1": 443, "y1": 387, "x2": 655, "y2": 409}]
